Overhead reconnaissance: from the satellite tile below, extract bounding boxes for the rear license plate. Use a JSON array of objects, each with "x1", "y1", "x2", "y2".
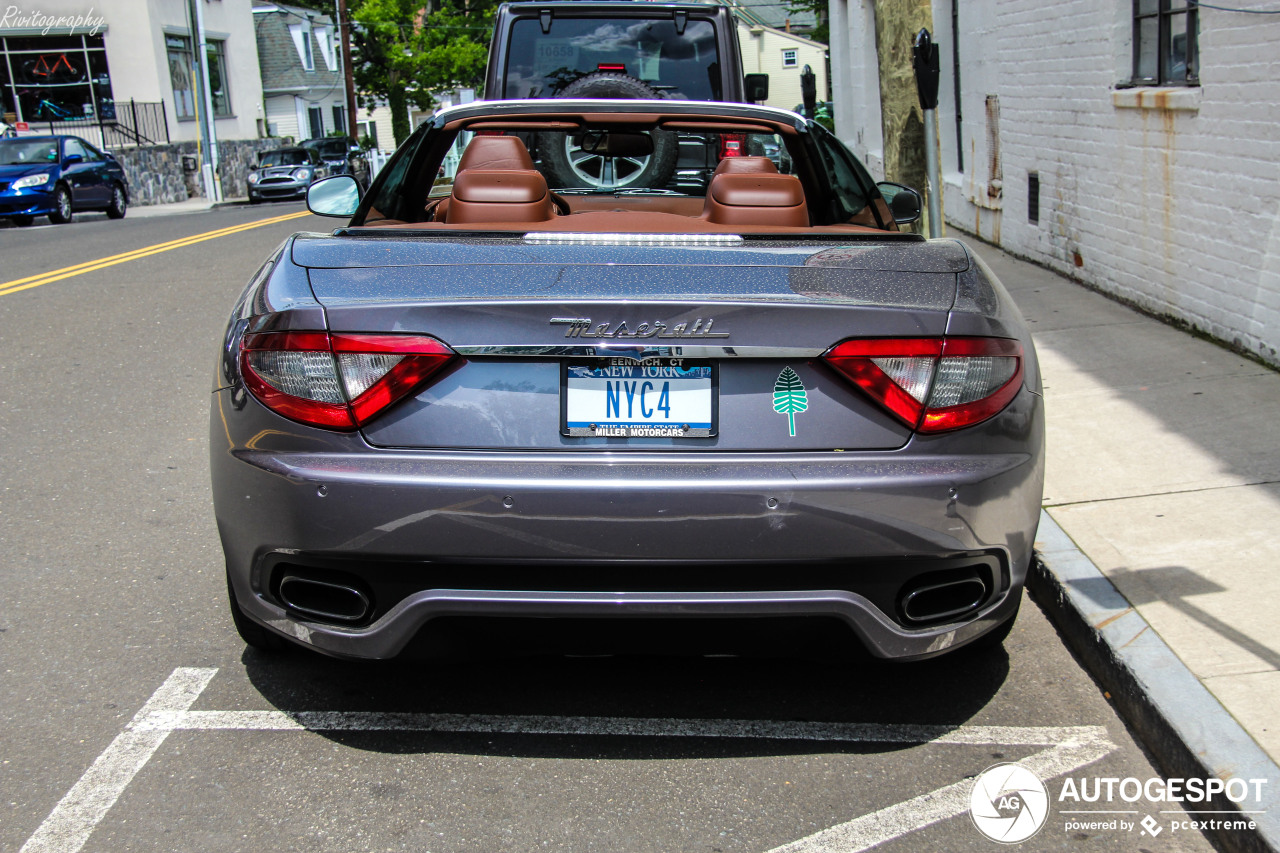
[{"x1": 562, "y1": 359, "x2": 716, "y2": 437}]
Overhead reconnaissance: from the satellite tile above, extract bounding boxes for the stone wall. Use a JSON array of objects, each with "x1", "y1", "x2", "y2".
[{"x1": 114, "y1": 139, "x2": 282, "y2": 206}]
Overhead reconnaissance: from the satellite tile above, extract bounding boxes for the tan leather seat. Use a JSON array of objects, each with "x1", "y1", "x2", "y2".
[
  {"x1": 702, "y1": 172, "x2": 809, "y2": 227},
  {"x1": 444, "y1": 168, "x2": 555, "y2": 224},
  {"x1": 711, "y1": 156, "x2": 779, "y2": 178},
  {"x1": 431, "y1": 135, "x2": 563, "y2": 223}
]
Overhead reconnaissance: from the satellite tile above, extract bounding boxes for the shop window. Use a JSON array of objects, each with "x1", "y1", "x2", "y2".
[
  {"x1": 205, "y1": 40, "x2": 231, "y2": 116},
  {"x1": 167, "y1": 35, "x2": 232, "y2": 119},
  {"x1": 1, "y1": 33, "x2": 115, "y2": 123},
  {"x1": 1133, "y1": 0, "x2": 1198, "y2": 85}
]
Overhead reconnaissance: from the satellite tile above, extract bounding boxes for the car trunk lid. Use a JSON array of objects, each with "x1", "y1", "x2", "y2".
[{"x1": 295, "y1": 234, "x2": 968, "y2": 451}]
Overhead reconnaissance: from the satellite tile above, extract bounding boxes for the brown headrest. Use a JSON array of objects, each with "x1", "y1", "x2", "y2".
[
  {"x1": 702, "y1": 172, "x2": 809, "y2": 228},
  {"x1": 709, "y1": 173, "x2": 805, "y2": 208},
  {"x1": 456, "y1": 135, "x2": 536, "y2": 172},
  {"x1": 712, "y1": 156, "x2": 779, "y2": 178},
  {"x1": 451, "y1": 169, "x2": 548, "y2": 204}
]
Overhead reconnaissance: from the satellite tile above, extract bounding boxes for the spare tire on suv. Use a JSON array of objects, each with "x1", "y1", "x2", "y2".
[{"x1": 538, "y1": 73, "x2": 678, "y2": 190}]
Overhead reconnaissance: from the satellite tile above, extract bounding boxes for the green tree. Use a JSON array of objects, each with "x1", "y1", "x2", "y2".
[
  {"x1": 787, "y1": 0, "x2": 828, "y2": 45},
  {"x1": 349, "y1": 0, "x2": 495, "y2": 146}
]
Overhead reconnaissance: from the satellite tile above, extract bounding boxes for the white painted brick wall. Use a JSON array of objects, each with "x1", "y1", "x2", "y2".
[
  {"x1": 831, "y1": 1, "x2": 1280, "y2": 366},
  {"x1": 922, "y1": 0, "x2": 1280, "y2": 366}
]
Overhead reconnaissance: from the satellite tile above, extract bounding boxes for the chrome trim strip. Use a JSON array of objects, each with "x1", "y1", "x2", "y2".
[
  {"x1": 523, "y1": 232, "x2": 744, "y2": 246},
  {"x1": 452, "y1": 344, "x2": 826, "y2": 359}
]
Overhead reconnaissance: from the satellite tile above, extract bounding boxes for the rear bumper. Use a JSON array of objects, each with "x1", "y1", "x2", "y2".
[
  {"x1": 213, "y1": 386, "x2": 1044, "y2": 660},
  {"x1": 252, "y1": 585, "x2": 1025, "y2": 661}
]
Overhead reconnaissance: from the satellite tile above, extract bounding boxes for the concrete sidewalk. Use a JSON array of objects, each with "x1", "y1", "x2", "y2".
[
  {"x1": 127, "y1": 196, "x2": 253, "y2": 218},
  {"x1": 965, "y1": 235, "x2": 1280, "y2": 850}
]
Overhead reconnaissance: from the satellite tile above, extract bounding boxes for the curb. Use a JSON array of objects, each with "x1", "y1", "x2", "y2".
[{"x1": 1029, "y1": 509, "x2": 1280, "y2": 853}]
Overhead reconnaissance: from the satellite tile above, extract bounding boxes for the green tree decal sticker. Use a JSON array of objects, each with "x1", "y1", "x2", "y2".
[{"x1": 773, "y1": 366, "x2": 809, "y2": 436}]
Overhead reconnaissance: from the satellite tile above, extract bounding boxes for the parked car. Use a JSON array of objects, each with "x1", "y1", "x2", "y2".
[
  {"x1": 301, "y1": 136, "x2": 370, "y2": 189},
  {"x1": 0, "y1": 134, "x2": 129, "y2": 225},
  {"x1": 246, "y1": 147, "x2": 326, "y2": 203},
  {"x1": 213, "y1": 99, "x2": 1044, "y2": 662}
]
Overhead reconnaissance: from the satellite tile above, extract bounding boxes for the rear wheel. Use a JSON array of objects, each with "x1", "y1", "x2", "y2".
[
  {"x1": 48, "y1": 185, "x2": 72, "y2": 224},
  {"x1": 227, "y1": 573, "x2": 289, "y2": 652},
  {"x1": 105, "y1": 184, "x2": 127, "y2": 219}
]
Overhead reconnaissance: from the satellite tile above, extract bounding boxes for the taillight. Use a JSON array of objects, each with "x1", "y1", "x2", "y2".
[
  {"x1": 240, "y1": 331, "x2": 455, "y2": 430},
  {"x1": 824, "y1": 337, "x2": 1023, "y2": 433}
]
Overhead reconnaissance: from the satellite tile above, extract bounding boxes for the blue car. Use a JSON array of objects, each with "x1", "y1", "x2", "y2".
[{"x1": 0, "y1": 134, "x2": 129, "y2": 226}]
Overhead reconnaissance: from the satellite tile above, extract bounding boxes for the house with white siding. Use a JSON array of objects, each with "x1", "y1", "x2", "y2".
[
  {"x1": 252, "y1": 1, "x2": 349, "y2": 142},
  {"x1": 736, "y1": 19, "x2": 827, "y2": 112}
]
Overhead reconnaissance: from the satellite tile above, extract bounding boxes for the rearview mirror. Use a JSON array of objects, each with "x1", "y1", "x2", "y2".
[
  {"x1": 307, "y1": 174, "x2": 361, "y2": 218},
  {"x1": 877, "y1": 181, "x2": 923, "y2": 225},
  {"x1": 577, "y1": 130, "x2": 654, "y2": 158},
  {"x1": 63, "y1": 153, "x2": 83, "y2": 165}
]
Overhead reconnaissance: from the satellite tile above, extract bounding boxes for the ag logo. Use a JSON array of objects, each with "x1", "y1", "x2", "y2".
[{"x1": 970, "y1": 762, "x2": 1049, "y2": 844}]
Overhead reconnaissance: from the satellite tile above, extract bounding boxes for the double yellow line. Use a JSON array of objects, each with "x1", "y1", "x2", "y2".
[{"x1": 0, "y1": 210, "x2": 311, "y2": 297}]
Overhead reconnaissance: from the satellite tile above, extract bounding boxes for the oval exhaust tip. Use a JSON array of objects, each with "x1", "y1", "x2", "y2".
[
  {"x1": 901, "y1": 576, "x2": 987, "y2": 624},
  {"x1": 278, "y1": 575, "x2": 371, "y2": 623}
]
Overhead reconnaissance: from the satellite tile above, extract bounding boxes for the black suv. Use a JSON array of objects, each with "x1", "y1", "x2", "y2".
[
  {"x1": 486, "y1": 2, "x2": 766, "y2": 103},
  {"x1": 301, "y1": 137, "x2": 371, "y2": 189},
  {"x1": 484, "y1": 2, "x2": 769, "y2": 191}
]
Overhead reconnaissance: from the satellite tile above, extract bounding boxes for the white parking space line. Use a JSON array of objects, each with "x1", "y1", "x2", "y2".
[
  {"x1": 767, "y1": 729, "x2": 1117, "y2": 853},
  {"x1": 19, "y1": 668, "x2": 217, "y2": 853},
  {"x1": 22, "y1": 667, "x2": 1119, "y2": 853}
]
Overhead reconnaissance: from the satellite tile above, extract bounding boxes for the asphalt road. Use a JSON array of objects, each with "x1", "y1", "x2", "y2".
[{"x1": 0, "y1": 205, "x2": 1219, "y2": 852}]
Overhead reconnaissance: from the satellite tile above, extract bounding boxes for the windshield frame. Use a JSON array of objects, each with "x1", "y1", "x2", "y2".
[{"x1": 351, "y1": 104, "x2": 893, "y2": 236}]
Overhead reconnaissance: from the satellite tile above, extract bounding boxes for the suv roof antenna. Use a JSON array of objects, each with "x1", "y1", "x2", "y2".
[
  {"x1": 539, "y1": 8, "x2": 552, "y2": 33},
  {"x1": 673, "y1": 9, "x2": 687, "y2": 35}
]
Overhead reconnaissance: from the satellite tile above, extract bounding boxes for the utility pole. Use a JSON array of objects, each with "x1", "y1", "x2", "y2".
[
  {"x1": 337, "y1": 0, "x2": 359, "y2": 139},
  {"x1": 188, "y1": 0, "x2": 221, "y2": 200}
]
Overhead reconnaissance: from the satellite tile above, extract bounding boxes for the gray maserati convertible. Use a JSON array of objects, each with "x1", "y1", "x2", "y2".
[{"x1": 211, "y1": 100, "x2": 1044, "y2": 660}]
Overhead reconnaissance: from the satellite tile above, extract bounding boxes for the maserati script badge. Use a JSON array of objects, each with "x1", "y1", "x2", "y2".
[{"x1": 550, "y1": 317, "x2": 729, "y2": 339}]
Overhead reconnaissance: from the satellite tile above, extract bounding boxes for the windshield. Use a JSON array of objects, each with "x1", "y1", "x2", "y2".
[
  {"x1": 504, "y1": 18, "x2": 720, "y2": 100},
  {"x1": 0, "y1": 139, "x2": 58, "y2": 165},
  {"x1": 258, "y1": 150, "x2": 309, "y2": 167},
  {"x1": 303, "y1": 139, "x2": 350, "y2": 158}
]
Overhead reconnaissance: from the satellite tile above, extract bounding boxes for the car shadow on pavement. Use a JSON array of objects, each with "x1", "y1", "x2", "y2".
[{"x1": 240, "y1": 619, "x2": 1010, "y2": 759}]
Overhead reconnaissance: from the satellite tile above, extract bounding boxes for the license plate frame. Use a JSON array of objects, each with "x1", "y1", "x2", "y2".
[{"x1": 561, "y1": 358, "x2": 717, "y2": 438}]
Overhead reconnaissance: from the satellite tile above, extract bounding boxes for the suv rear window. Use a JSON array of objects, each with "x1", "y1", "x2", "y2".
[{"x1": 503, "y1": 18, "x2": 720, "y2": 100}]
